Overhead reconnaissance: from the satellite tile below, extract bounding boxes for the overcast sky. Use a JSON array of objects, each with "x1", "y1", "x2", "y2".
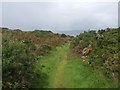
[{"x1": 1, "y1": 0, "x2": 119, "y2": 32}]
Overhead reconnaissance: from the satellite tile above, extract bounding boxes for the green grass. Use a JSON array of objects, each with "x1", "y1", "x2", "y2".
[
  {"x1": 33, "y1": 43, "x2": 118, "y2": 88},
  {"x1": 34, "y1": 43, "x2": 69, "y2": 88},
  {"x1": 62, "y1": 57, "x2": 117, "y2": 88}
]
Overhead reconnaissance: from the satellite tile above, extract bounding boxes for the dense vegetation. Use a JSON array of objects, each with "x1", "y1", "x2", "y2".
[
  {"x1": 70, "y1": 28, "x2": 119, "y2": 85},
  {"x1": 1, "y1": 27, "x2": 72, "y2": 88},
  {"x1": 1, "y1": 27, "x2": 119, "y2": 88}
]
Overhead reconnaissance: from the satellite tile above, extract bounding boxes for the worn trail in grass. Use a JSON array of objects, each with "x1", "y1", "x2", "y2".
[
  {"x1": 35, "y1": 43, "x2": 117, "y2": 88},
  {"x1": 53, "y1": 50, "x2": 68, "y2": 88}
]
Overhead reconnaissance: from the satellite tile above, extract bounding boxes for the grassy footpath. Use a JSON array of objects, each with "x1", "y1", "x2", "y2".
[{"x1": 34, "y1": 43, "x2": 117, "y2": 88}]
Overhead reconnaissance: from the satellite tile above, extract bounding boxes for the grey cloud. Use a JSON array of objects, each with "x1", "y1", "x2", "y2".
[{"x1": 2, "y1": 2, "x2": 118, "y2": 32}]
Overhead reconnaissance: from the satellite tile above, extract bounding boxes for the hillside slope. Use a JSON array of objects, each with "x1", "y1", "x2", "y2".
[{"x1": 70, "y1": 28, "x2": 119, "y2": 85}]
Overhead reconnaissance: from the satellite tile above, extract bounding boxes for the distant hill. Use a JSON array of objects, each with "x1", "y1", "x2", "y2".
[{"x1": 57, "y1": 30, "x2": 86, "y2": 36}]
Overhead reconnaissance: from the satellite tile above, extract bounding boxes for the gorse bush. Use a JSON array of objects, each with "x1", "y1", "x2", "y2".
[{"x1": 2, "y1": 41, "x2": 36, "y2": 88}]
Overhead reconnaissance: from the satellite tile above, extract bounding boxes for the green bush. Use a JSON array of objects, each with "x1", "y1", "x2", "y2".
[
  {"x1": 61, "y1": 33, "x2": 67, "y2": 37},
  {"x1": 31, "y1": 30, "x2": 54, "y2": 37},
  {"x1": 36, "y1": 44, "x2": 52, "y2": 56},
  {"x1": 2, "y1": 41, "x2": 36, "y2": 88}
]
